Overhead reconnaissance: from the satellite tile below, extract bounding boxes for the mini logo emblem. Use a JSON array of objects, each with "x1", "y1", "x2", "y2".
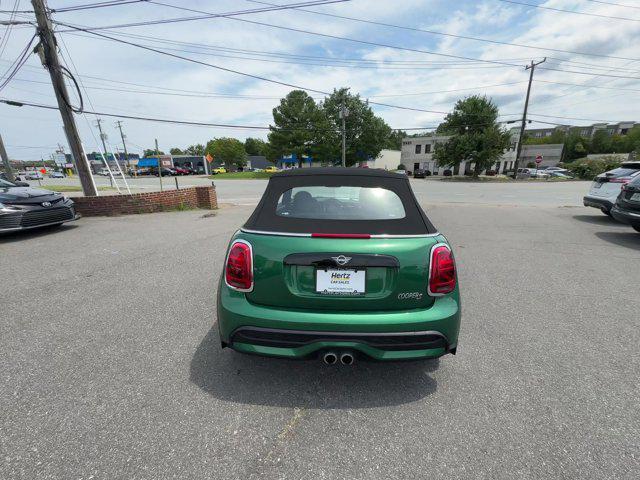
[
  {"x1": 41, "y1": 201, "x2": 51, "y2": 207},
  {"x1": 331, "y1": 255, "x2": 351, "y2": 266}
]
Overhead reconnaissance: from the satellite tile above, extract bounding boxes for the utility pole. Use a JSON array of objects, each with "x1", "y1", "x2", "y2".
[
  {"x1": 0, "y1": 133, "x2": 15, "y2": 182},
  {"x1": 155, "y1": 138, "x2": 163, "y2": 192},
  {"x1": 31, "y1": 0, "x2": 97, "y2": 196},
  {"x1": 115, "y1": 120, "x2": 130, "y2": 169},
  {"x1": 95, "y1": 119, "x2": 113, "y2": 187},
  {"x1": 513, "y1": 57, "x2": 546, "y2": 178},
  {"x1": 339, "y1": 101, "x2": 349, "y2": 168}
]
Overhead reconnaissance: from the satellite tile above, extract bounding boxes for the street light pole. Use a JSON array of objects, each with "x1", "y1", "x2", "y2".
[
  {"x1": 339, "y1": 101, "x2": 349, "y2": 168},
  {"x1": 513, "y1": 57, "x2": 546, "y2": 178}
]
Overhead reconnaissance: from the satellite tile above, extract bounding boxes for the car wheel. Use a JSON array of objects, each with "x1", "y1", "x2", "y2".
[
  {"x1": 633, "y1": 225, "x2": 640, "y2": 233},
  {"x1": 601, "y1": 208, "x2": 612, "y2": 217}
]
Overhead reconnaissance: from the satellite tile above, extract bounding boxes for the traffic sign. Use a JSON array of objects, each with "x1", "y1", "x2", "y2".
[{"x1": 535, "y1": 155, "x2": 543, "y2": 164}]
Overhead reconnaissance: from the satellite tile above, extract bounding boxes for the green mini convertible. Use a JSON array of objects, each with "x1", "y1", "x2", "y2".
[{"x1": 217, "y1": 168, "x2": 460, "y2": 364}]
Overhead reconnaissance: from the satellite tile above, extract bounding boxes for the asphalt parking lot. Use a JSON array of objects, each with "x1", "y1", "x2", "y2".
[{"x1": 2, "y1": 188, "x2": 639, "y2": 479}]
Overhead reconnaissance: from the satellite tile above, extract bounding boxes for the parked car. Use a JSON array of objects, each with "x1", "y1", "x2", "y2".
[
  {"x1": 485, "y1": 170, "x2": 497, "y2": 177},
  {"x1": 173, "y1": 166, "x2": 190, "y2": 176},
  {"x1": 133, "y1": 168, "x2": 151, "y2": 176},
  {"x1": 49, "y1": 171, "x2": 64, "y2": 178},
  {"x1": 548, "y1": 171, "x2": 573, "y2": 179},
  {"x1": 583, "y1": 162, "x2": 640, "y2": 216},
  {"x1": 443, "y1": 169, "x2": 453, "y2": 176},
  {"x1": 97, "y1": 168, "x2": 111, "y2": 176},
  {"x1": 25, "y1": 171, "x2": 43, "y2": 180},
  {"x1": 0, "y1": 177, "x2": 78, "y2": 232},
  {"x1": 413, "y1": 169, "x2": 427, "y2": 178},
  {"x1": 211, "y1": 167, "x2": 227, "y2": 174},
  {"x1": 217, "y1": 168, "x2": 460, "y2": 363},
  {"x1": 264, "y1": 166, "x2": 279, "y2": 173},
  {"x1": 611, "y1": 175, "x2": 640, "y2": 233},
  {"x1": 152, "y1": 167, "x2": 176, "y2": 176},
  {"x1": 1, "y1": 172, "x2": 29, "y2": 186}
]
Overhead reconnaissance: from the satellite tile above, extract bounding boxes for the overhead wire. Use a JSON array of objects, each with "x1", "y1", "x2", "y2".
[
  {"x1": 496, "y1": 0, "x2": 640, "y2": 22},
  {"x1": 240, "y1": 0, "x2": 640, "y2": 63}
]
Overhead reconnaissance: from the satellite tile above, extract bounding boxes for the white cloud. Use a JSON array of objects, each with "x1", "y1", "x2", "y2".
[{"x1": 1, "y1": 0, "x2": 638, "y2": 160}]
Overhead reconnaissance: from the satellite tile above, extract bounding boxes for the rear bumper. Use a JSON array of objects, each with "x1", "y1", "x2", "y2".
[
  {"x1": 611, "y1": 205, "x2": 640, "y2": 227},
  {"x1": 217, "y1": 286, "x2": 461, "y2": 361},
  {"x1": 583, "y1": 195, "x2": 614, "y2": 211}
]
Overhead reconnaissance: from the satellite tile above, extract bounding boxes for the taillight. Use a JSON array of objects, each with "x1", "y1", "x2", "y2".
[
  {"x1": 225, "y1": 240, "x2": 253, "y2": 291},
  {"x1": 428, "y1": 244, "x2": 456, "y2": 295},
  {"x1": 610, "y1": 177, "x2": 632, "y2": 184}
]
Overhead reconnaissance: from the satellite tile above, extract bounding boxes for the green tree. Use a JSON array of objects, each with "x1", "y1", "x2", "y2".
[
  {"x1": 205, "y1": 137, "x2": 247, "y2": 168},
  {"x1": 319, "y1": 88, "x2": 394, "y2": 166},
  {"x1": 185, "y1": 144, "x2": 205, "y2": 156},
  {"x1": 268, "y1": 90, "x2": 327, "y2": 167},
  {"x1": 433, "y1": 95, "x2": 511, "y2": 177},
  {"x1": 383, "y1": 129, "x2": 407, "y2": 150},
  {"x1": 170, "y1": 147, "x2": 184, "y2": 155},
  {"x1": 244, "y1": 138, "x2": 267, "y2": 156},
  {"x1": 591, "y1": 130, "x2": 613, "y2": 154},
  {"x1": 143, "y1": 148, "x2": 164, "y2": 157}
]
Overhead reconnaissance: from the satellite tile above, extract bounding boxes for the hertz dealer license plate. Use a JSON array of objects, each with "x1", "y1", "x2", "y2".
[{"x1": 316, "y1": 269, "x2": 365, "y2": 295}]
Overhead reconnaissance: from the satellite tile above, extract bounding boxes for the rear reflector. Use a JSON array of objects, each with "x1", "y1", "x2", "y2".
[
  {"x1": 311, "y1": 233, "x2": 371, "y2": 239},
  {"x1": 428, "y1": 244, "x2": 456, "y2": 295},
  {"x1": 225, "y1": 241, "x2": 253, "y2": 291}
]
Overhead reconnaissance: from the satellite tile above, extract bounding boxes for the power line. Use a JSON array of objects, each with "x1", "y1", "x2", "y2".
[
  {"x1": 62, "y1": 33, "x2": 518, "y2": 71},
  {"x1": 496, "y1": 0, "x2": 640, "y2": 22},
  {"x1": 0, "y1": 33, "x2": 37, "y2": 92},
  {"x1": 53, "y1": 0, "x2": 149, "y2": 13},
  {"x1": 583, "y1": 0, "x2": 640, "y2": 9},
  {"x1": 0, "y1": 97, "x2": 521, "y2": 131},
  {"x1": 534, "y1": 78, "x2": 640, "y2": 93},
  {"x1": 52, "y1": 21, "x2": 462, "y2": 116},
  {"x1": 242, "y1": 0, "x2": 640, "y2": 63},
  {"x1": 53, "y1": 0, "x2": 352, "y2": 32}
]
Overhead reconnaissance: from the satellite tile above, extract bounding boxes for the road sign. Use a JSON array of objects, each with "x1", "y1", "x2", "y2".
[
  {"x1": 206, "y1": 153, "x2": 213, "y2": 163},
  {"x1": 53, "y1": 153, "x2": 66, "y2": 165},
  {"x1": 535, "y1": 155, "x2": 543, "y2": 164}
]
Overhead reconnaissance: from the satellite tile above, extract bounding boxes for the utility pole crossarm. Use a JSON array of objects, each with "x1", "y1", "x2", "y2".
[{"x1": 513, "y1": 57, "x2": 546, "y2": 178}]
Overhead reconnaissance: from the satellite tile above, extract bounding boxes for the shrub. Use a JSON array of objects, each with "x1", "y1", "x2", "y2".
[
  {"x1": 561, "y1": 157, "x2": 621, "y2": 179},
  {"x1": 397, "y1": 163, "x2": 406, "y2": 170}
]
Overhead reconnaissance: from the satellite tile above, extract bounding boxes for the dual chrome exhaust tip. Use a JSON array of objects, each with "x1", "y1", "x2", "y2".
[{"x1": 322, "y1": 351, "x2": 355, "y2": 366}]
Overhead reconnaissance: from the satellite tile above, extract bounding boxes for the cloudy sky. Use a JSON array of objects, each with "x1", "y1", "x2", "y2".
[{"x1": 1, "y1": 0, "x2": 639, "y2": 161}]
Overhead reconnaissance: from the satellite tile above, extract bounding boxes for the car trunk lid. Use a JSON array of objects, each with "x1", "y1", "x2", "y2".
[{"x1": 241, "y1": 232, "x2": 439, "y2": 312}]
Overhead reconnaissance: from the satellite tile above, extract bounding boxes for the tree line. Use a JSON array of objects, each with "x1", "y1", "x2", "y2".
[
  {"x1": 143, "y1": 88, "x2": 406, "y2": 169},
  {"x1": 525, "y1": 126, "x2": 640, "y2": 161}
]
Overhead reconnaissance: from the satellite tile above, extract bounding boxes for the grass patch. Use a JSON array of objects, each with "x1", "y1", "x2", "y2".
[
  {"x1": 440, "y1": 175, "x2": 514, "y2": 182},
  {"x1": 208, "y1": 171, "x2": 275, "y2": 179},
  {"x1": 39, "y1": 185, "x2": 115, "y2": 192}
]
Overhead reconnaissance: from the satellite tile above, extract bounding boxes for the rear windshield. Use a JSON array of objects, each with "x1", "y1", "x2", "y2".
[
  {"x1": 276, "y1": 186, "x2": 406, "y2": 220},
  {"x1": 244, "y1": 174, "x2": 436, "y2": 235}
]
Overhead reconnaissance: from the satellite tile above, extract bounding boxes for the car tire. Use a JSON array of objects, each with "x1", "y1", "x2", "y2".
[
  {"x1": 602, "y1": 208, "x2": 612, "y2": 217},
  {"x1": 633, "y1": 225, "x2": 640, "y2": 233}
]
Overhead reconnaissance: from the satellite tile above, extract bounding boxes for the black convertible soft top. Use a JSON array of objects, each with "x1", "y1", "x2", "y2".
[{"x1": 244, "y1": 168, "x2": 437, "y2": 235}]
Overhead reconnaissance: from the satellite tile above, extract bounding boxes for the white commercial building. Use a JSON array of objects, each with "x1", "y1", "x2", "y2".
[{"x1": 400, "y1": 133, "x2": 520, "y2": 175}]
